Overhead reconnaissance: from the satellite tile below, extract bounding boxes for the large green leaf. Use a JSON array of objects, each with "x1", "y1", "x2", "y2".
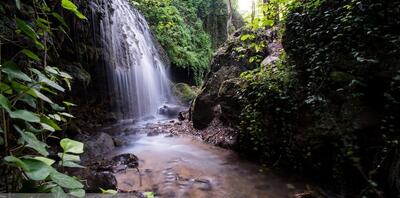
[
  {"x1": 4, "y1": 156, "x2": 29, "y2": 171},
  {"x1": 40, "y1": 116, "x2": 62, "y2": 131},
  {"x1": 2, "y1": 63, "x2": 32, "y2": 82},
  {"x1": 9, "y1": 110, "x2": 40, "y2": 123},
  {"x1": 21, "y1": 131, "x2": 49, "y2": 156},
  {"x1": 61, "y1": 0, "x2": 87, "y2": 20},
  {"x1": 14, "y1": 126, "x2": 48, "y2": 156},
  {"x1": 21, "y1": 49, "x2": 40, "y2": 61},
  {"x1": 21, "y1": 158, "x2": 53, "y2": 180},
  {"x1": 60, "y1": 138, "x2": 83, "y2": 154},
  {"x1": 32, "y1": 89, "x2": 53, "y2": 104},
  {"x1": 0, "y1": 94, "x2": 11, "y2": 112},
  {"x1": 31, "y1": 68, "x2": 65, "y2": 92},
  {"x1": 16, "y1": 18, "x2": 38, "y2": 40},
  {"x1": 50, "y1": 171, "x2": 84, "y2": 189}
]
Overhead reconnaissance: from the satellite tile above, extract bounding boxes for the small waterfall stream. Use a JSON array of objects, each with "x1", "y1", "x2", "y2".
[{"x1": 99, "y1": 0, "x2": 175, "y2": 120}]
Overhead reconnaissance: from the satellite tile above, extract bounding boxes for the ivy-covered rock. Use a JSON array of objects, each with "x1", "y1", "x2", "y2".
[{"x1": 192, "y1": 28, "x2": 279, "y2": 129}]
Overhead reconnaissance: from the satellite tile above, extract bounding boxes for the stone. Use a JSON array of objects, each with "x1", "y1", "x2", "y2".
[{"x1": 81, "y1": 132, "x2": 115, "y2": 163}]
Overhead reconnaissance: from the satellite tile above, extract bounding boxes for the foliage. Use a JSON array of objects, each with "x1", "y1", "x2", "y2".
[
  {"x1": 238, "y1": 53, "x2": 296, "y2": 163},
  {"x1": 131, "y1": 0, "x2": 213, "y2": 85},
  {"x1": 237, "y1": 0, "x2": 400, "y2": 196},
  {"x1": 172, "y1": 83, "x2": 198, "y2": 104},
  {"x1": 1, "y1": 0, "x2": 86, "y2": 195}
]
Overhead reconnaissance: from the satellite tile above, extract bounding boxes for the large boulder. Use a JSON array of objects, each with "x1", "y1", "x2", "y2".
[
  {"x1": 80, "y1": 132, "x2": 115, "y2": 163},
  {"x1": 192, "y1": 28, "x2": 279, "y2": 129}
]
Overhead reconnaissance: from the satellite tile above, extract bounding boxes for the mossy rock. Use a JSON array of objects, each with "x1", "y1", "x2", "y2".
[{"x1": 173, "y1": 83, "x2": 198, "y2": 104}]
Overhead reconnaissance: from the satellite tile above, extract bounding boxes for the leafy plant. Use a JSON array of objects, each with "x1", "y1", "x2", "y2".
[{"x1": 1, "y1": 0, "x2": 86, "y2": 195}]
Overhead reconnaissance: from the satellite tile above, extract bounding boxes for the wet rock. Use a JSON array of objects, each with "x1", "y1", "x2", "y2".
[
  {"x1": 111, "y1": 153, "x2": 139, "y2": 169},
  {"x1": 178, "y1": 112, "x2": 185, "y2": 121},
  {"x1": 158, "y1": 105, "x2": 184, "y2": 117},
  {"x1": 113, "y1": 137, "x2": 125, "y2": 147},
  {"x1": 81, "y1": 132, "x2": 115, "y2": 163},
  {"x1": 194, "y1": 179, "x2": 213, "y2": 191},
  {"x1": 147, "y1": 130, "x2": 161, "y2": 136}
]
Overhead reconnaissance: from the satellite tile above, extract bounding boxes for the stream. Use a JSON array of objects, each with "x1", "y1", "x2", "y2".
[{"x1": 103, "y1": 120, "x2": 308, "y2": 198}]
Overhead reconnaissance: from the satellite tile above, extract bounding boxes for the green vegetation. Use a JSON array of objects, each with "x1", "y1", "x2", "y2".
[
  {"x1": 131, "y1": 0, "x2": 213, "y2": 84},
  {"x1": 235, "y1": 0, "x2": 400, "y2": 196},
  {"x1": 1, "y1": 0, "x2": 86, "y2": 195},
  {"x1": 172, "y1": 83, "x2": 198, "y2": 104}
]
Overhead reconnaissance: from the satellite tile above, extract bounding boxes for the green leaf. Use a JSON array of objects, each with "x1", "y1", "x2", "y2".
[
  {"x1": 16, "y1": 18, "x2": 38, "y2": 40},
  {"x1": 20, "y1": 95, "x2": 37, "y2": 108},
  {"x1": 15, "y1": 0, "x2": 21, "y2": 10},
  {"x1": 40, "y1": 116, "x2": 62, "y2": 131},
  {"x1": 32, "y1": 89, "x2": 53, "y2": 104},
  {"x1": 4, "y1": 156, "x2": 29, "y2": 171},
  {"x1": 62, "y1": 161, "x2": 85, "y2": 168},
  {"x1": 0, "y1": 94, "x2": 11, "y2": 112},
  {"x1": 33, "y1": 156, "x2": 55, "y2": 166},
  {"x1": 51, "y1": 103, "x2": 66, "y2": 111},
  {"x1": 63, "y1": 101, "x2": 76, "y2": 107},
  {"x1": 50, "y1": 171, "x2": 84, "y2": 189},
  {"x1": 59, "y1": 72, "x2": 72, "y2": 79},
  {"x1": 31, "y1": 68, "x2": 65, "y2": 92},
  {"x1": 21, "y1": 49, "x2": 40, "y2": 61},
  {"x1": 70, "y1": 188, "x2": 85, "y2": 197},
  {"x1": 60, "y1": 138, "x2": 83, "y2": 154},
  {"x1": 19, "y1": 130, "x2": 49, "y2": 156},
  {"x1": 59, "y1": 112, "x2": 74, "y2": 118},
  {"x1": 61, "y1": 0, "x2": 87, "y2": 20},
  {"x1": 45, "y1": 66, "x2": 60, "y2": 75},
  {"x1": 2, "y1": 63, "x2": 32, "y2": 82},
  {"x1": 0, "y1": 82, "x2": 13, "y2": 94},
  {"x1": 51, "y1": 186, "x2": 68, "y2": 198},
  {"x1": 9, "y1": 110, "x2": 40, "y2": 123},
  {"x1": 52, "y1": 13, "x2": 68, "y2": 28},
  {"x1": 58, "y1": 153, "x2": 80, "y2": 162},
  {"x1": 23, "y1": 158, "x2": 53, "y2": 180},
  {"x1": 41, "y1": 123, "x2": 55, "y2": 132},
  {"x1": 100, "y1": 188, "x2": 118, "y2": 195}
]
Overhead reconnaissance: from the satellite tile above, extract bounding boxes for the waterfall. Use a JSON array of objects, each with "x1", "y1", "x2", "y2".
[{"x1": 98, "y1": 0, "x2": 176, "y2": 120}]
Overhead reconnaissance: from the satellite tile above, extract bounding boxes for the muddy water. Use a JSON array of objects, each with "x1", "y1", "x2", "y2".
[{"x1": 110, "y1": 125, "x2": 309, "y2": 198}]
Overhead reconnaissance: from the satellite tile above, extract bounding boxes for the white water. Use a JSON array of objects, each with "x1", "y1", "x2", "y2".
[{"x1": 99, "y1": 0, "x2": 175, "y2": 120}]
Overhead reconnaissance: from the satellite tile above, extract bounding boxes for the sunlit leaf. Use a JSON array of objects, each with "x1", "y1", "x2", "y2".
[
  {"x1": 100, "y1": 188, "x2": 118, "y2": 195},
  {"x1": 61, "y1": 0, "x2": 87, "y2": 20},
  {"x1": 60, "y1": 138, "x2": 83, "y2": 154}
]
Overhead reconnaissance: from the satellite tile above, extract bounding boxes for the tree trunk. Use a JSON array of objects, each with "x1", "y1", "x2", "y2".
[{"x1": 226, "y1": 0, "x2": 233, "y2": 36}]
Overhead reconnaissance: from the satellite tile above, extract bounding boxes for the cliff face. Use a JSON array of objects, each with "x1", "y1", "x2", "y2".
[
  {"x1": 192, "y1": 28, "x2": 280, "y2": 129},
  {"x1": 192, "y1": 0, "x2": 400, "y2": 196}
]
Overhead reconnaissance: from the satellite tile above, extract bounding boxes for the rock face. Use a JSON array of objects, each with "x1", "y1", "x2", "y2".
[
  {"x1": 192, "y1": 28, "x2": 280, "y2": 129},
  {"x1": 80, "y1": 132, "x2": 115, "y2": 163}
]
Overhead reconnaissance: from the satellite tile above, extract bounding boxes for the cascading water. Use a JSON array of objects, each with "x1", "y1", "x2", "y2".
[{"x1": 98, "y1": 0, "x2": 175, "y2": 120}]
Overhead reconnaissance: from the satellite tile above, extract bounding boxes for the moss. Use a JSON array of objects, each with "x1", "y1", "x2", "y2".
[{"x1": 173, "y1": 83, "x2": 198, "y2": 104}]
